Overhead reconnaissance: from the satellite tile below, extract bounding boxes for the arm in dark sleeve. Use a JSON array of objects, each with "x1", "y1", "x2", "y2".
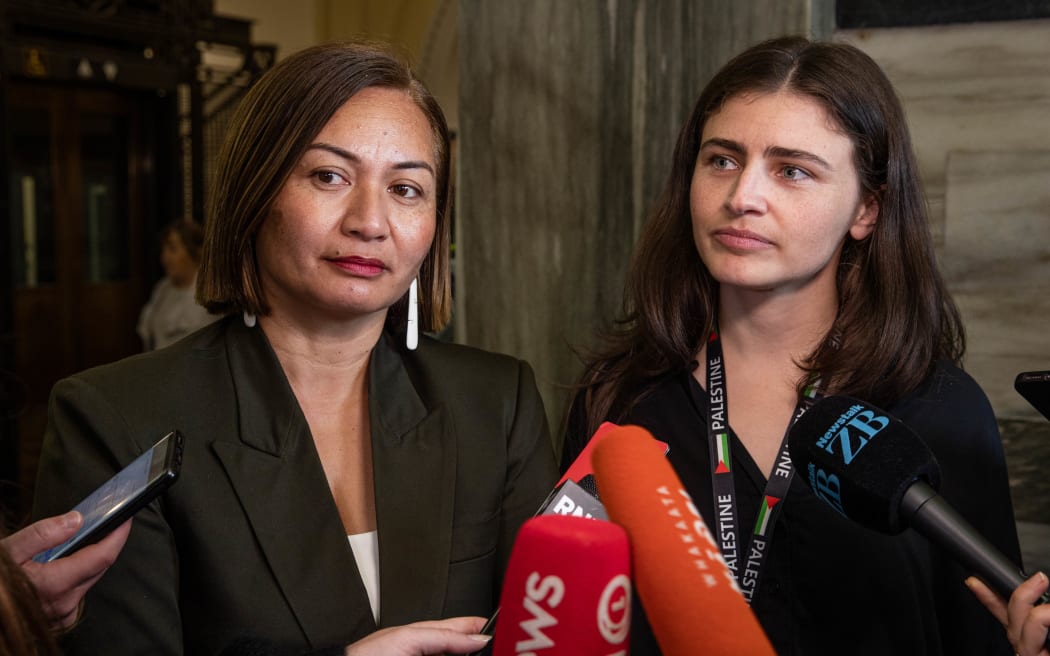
[
  {"x1": 31, "y1": 376, "x2": 183, "y2": 656},
  {"x1": 220, "y1": 638, "x2": 343, "y2": 656}
]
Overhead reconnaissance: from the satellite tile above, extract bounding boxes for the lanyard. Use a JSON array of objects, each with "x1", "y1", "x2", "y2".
[{"x1": 705, "y1": 330, "x2": 818, "y2": 603}]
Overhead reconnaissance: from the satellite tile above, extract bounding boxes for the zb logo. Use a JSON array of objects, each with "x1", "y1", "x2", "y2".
[
  {"x1": 822, "y1": 408, "x2": 889, "y2": 465},
  {"x1": 809, "y1": 407, "x2": 890, "y2": 516}
]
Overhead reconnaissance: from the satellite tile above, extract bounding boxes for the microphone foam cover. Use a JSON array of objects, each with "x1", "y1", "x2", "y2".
[
  {"x1": 558, "y1": 421, "x2": 620, "y2": 489},
  {"x1": 491, "y1": 514, "x2": 631, "y2": 656},
  {"x1": 592, "y1": 425, "x2": 775, "y2": 656},
  {"x1": 787, "y1": 395, "x2": 941, "y2": 533}
]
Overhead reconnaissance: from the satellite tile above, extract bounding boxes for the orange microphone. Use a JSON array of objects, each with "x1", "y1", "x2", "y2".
[{"x1": 591, "y1": 425, "x2": 775, "y2": 656}]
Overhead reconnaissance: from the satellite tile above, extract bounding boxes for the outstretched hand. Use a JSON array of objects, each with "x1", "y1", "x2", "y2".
[
  {"x1": 343, "y1": 616, "x2": 491, "y2": 656},
  {"x1": 2, "y1": 512, "x2": 131, "y2": 631},
  {"x1": 968, "y1": 573, "x2": 1050, "y2": 656}
]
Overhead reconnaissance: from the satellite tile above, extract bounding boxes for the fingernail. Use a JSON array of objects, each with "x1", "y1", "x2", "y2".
[
  {"x1": 469, "y1": 634, "x2": 492, "y2": 642},
  {"x1": 62, "y1": 511, "x2": 83, "y2": 528},
  {"x1": 1037, "y1": 571, "x2": 1047, "y2": 583},
  {"x1": 964, "y1": 577, "x2": 975, "y2": 589}
]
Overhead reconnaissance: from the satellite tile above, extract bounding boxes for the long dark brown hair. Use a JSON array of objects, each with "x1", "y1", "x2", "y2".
[
  {"x1": 0, "y1": 538, "x2": 60, "y2": 656},
  {"x1": 197, "y1": 40, "x2": 452, "y2": 332},
  {"x1": 574, "y1": 35, "x2": 964, "y2": 437}
]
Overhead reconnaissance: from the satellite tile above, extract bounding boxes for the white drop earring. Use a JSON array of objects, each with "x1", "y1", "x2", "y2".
[
  {"x1": 406, "y1": 278, "x2": 419, "y2": 351},
  {"x1": 243, "y1": 311, "x2": 257, "y2": 328}
]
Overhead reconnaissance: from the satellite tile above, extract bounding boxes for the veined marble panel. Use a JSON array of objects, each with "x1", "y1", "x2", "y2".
[
  {"x1": 838, "y1": 20, "x2": 1050, "y2": 250},
  {"x1": 944, "y1": 150, "x2": 1050, "y2": 420}
]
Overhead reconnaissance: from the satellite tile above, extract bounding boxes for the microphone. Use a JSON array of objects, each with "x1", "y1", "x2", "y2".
[
  {"x1": 788, "y1": 395, "x2": 1045, "y2": 607},
  {"x1": 591, "y1": 425, "x2": 776, "y2": 656},
  {"x1": 469, "y1": 423, "x2": 625, "y2": 654},
  {"x1": 557, "y1": 421, "x2": 620, "y2": 499},
  {"x1": 488, "y1": 514, "x2": 632, "y2": 656},
  {"x1": 533, "y1": 421, "x2": 622, "y2": 522}
]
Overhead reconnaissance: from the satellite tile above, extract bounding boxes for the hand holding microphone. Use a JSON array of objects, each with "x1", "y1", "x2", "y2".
[
  {"x1": 787, "y1": 395, "x2": 1049, "y2": 650},
  {"x1": 968, "y1": 573, "x2": 1050, "y2": 656}
]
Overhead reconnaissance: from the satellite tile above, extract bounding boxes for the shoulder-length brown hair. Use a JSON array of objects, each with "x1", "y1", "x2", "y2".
[
  {"x1": 576, "y1": 35, "x2": 964, "y2": 436},
  {"x1": 197, "y1": 41, "x2": 452, "y2": 332}
]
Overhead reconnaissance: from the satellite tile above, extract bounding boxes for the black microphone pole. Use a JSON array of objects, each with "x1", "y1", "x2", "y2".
[{"x1": 902, "y1": 481, "x2": 1050, "y2": 604}]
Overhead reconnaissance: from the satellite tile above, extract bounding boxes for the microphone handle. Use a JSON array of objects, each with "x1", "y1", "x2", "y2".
[
  {"x1": 901, "y1": 481, "x2": 1034, "y2": 599},
  {"x1": 901, "y1": 480, "x2": 1050, "y2": 648}
]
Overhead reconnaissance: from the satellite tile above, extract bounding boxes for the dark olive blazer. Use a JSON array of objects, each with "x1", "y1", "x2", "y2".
[{"x1": 32, "y1": 316, "x2": 558, "y2": 656}]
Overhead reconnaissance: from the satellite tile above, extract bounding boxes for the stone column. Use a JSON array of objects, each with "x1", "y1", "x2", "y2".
[{"x1": 457, "y1": 0, "x2": 831, "y2": 449}]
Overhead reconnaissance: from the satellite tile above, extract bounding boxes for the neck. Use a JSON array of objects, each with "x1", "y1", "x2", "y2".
[
  {"x1": 260, "y1": 311, "x2": 386, "y2": 394},
  {"x1": 716, "y1": 283, "x2": 838, "y2": 368},
  {"x1": 170, "y1": 271, "x2": 196, "y2": 288}
]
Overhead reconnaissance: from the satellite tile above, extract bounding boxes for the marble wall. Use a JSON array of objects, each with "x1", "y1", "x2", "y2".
[
  {"x1": 839, "y1": 20, "x2": 1050, "y2": 424},
  {"x1": 458, "y1": 0, "x2": 832, "y2": 443}
]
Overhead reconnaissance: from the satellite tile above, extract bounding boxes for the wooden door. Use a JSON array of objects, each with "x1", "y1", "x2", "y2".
[{"x1": 7, "y1": 83, "x2": 151, "y2": 516}]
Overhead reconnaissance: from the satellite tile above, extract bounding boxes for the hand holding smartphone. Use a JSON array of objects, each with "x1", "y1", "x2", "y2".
[{"x1": 33, "y1": 431, "x2": 183, "y2": 563}]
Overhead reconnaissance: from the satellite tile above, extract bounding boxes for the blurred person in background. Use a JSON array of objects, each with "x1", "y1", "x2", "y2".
[{"x1": 136, "y1": 220, "x2": 215, "y2": 350}]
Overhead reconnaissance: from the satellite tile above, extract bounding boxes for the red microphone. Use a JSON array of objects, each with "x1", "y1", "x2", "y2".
[
  {"x1": 592, "y1": 425, "x2": 775, "y2": 656},
  {"x1": 558, "y1": 421, "x2": 620, "y2": 489},
  {"x1": 490, "y1": 514, "x2": 631, "y2": 656}
]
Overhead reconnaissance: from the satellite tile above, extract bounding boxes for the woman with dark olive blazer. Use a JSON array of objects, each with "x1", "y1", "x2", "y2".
[
  {"x1": 32, "y1": 42, "x2": 558, "y2": 656},
  {"x1": 33, "y1": 318, "x2": 556, "y2": 655}
]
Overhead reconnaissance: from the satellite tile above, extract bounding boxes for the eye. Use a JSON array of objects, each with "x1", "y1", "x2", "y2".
[
  {"x1": 389, "y1": 183, "x2": 422, "y2": 199},
  {"x1": 781, "y1": 165, "x2": 811, "y2": 181},
  {"x1": 710, "y1": 155, "x2": 737, "y2": 171},
  {"x1": 313, "y1": 170, "x2": 349, "y2": 186}
]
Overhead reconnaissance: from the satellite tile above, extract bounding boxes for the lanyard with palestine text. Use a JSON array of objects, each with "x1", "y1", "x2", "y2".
[{"x1": 705, "y1": 329, "x2": 819, "y2": 604}]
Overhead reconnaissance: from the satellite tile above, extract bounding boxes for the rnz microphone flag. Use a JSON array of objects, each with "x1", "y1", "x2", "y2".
[
  {"x1": 490, "y1": 514, "x2": 631, "y2": 656},
  {"x1": 592, "y1": 425, "x2": 775, "y2": 656}
]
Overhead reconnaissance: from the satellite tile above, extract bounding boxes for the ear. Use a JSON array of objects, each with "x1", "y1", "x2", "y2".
[{"x1": 848, "y1": 192, "x2": 879, "y2": 241}]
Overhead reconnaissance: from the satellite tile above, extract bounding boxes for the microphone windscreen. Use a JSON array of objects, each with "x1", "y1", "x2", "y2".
[
  {"x1": 538, "y1": 479, "x2": 608, "y2": 521},
  {"x1": 592, "y1": 425, "x2": 775, "y2": 656},
  {"x1": 491, "y1": 514, "x2": 631, "y2": 656},
  {"x1": 787, "y1": 395, "x2": 941, "y2": 533},
  {"x1": 558, "y1": 421, "x2": 620, "y2": 491}
]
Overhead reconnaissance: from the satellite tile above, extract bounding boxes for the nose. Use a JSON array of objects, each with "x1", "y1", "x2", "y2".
[
  {"x1": 342, "y1": 182, "x2": 389, "y2": 241},
  {"x1": 724, "y1": 163, "x2": 769, "y2": 216}
]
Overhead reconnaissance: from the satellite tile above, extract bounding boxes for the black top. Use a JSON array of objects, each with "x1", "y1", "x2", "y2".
[{"x1": 561, "y1": 360, "x2": 1020, "y2": 655}]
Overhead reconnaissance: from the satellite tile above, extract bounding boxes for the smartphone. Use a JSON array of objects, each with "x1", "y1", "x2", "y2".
[
  {"x1": 466, "y1": 609, "x2": 496, "y2": 656},
  {"x1": 33, "y1": 430, "x2": 184, "y2": 563},
  {"x1": 1015, "y1": 371, "x2": 1050, "y2": 422}
]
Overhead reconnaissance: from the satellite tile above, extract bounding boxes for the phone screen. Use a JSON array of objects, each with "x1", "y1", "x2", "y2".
[{"x1": 33, "y1": 432, "x2": 180, "y2": 563}]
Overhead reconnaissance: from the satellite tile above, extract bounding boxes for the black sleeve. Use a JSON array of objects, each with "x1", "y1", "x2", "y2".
[
  {"x1": 892, "y1": 362, "x2": 1020, "y2": 655},
  {"x1": 220, "y1": 638, "x2": 343, "y2": 656}
]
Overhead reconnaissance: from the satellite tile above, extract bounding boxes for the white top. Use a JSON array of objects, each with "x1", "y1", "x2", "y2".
[
  {"x1": 348, "y1": 531, "x2": 381, "y2": 623},
  {"x1": 136, "y1": 275, "x2": 215, "y2": 350}
]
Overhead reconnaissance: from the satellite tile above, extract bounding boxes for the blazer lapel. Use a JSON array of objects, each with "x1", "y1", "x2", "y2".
[
  {"x1": 369, "y1": 334, "x2": 457, "y2": 627},
  {"x1": 212, "y1": 321, "x2": 377, "y2": 647}
]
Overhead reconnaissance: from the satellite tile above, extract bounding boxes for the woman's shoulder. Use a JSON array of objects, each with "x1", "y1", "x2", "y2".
[
  {"x1": 892, "y1": 360, "x2": 994, "y2": 418},
  {"x1": 61, "y1": 316, "x2": 232, "y2": 391},
  {"x1": 888, "y1": 359, "x2": 1001, "y2": 460},
  {"x1": 409, "y1": 334, "x2": 534, "y2": 380}
]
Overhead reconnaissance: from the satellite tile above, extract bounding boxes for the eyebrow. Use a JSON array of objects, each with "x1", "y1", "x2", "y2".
[
  {"x1": 700, "y1": 138, "x2": 833, "y2": 171},
  {"x1": 307, "y1": 142, "x2": 435, "y2": 176}
]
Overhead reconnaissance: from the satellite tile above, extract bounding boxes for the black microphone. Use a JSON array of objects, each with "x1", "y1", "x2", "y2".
[{"x1": 787, "y1": 395, "x2": 1045, "y2": 609}]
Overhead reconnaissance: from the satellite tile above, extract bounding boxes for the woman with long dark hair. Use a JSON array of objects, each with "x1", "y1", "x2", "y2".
[{"x1": 563, "y1": 36, "x2": 1019, "y2": 655}]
